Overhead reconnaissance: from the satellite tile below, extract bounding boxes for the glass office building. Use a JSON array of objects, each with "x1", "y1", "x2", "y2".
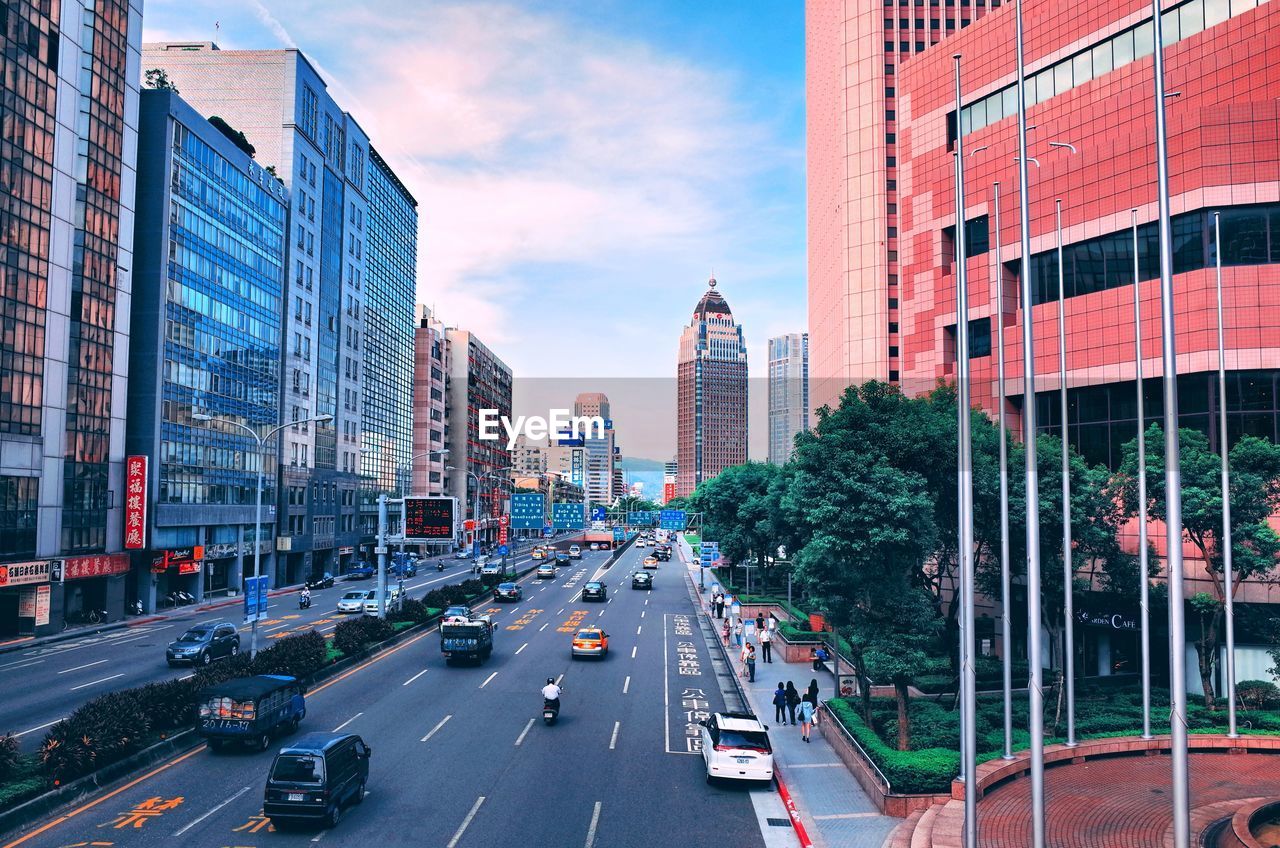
[
  {"x1": 128, "y1": 90, "x2": 288, "y2": 608},
  {"x1": 357, "y1": 148, "x2": 417, "y2": 553}
]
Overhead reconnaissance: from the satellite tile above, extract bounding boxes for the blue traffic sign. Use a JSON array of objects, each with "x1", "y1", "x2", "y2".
[
  {"x1": 552, "y1": 502, "x2": 585, "y2": 530},
  {"x1": 498, "y1": 544, "x2": 510, "y2": 556},
  {"x1": 659, "y1": 509, "x2": 686, "y2": 530},
  {"x1": 590, "y1": 506, "x2": 607, "y2": 522},
  {"x1": 244, "y1": 574, "x2": 269, "y2": 621},
  {"x1": 510, "y1": 493, "x2": 546, "y2": 530}
]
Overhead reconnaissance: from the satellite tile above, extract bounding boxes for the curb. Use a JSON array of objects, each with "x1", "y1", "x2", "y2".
[{"x1": 774, "y1": 768, "x2": 816, "y2": 848}]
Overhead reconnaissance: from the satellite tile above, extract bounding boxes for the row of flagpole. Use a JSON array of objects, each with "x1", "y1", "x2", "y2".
[{"x1": 953, "y1": 1, "x2": 1240, "y2": 844}]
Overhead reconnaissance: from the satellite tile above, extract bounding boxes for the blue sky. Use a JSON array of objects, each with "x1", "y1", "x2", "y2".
[{"x1": 142, "y1": 0, "x2": 807, "y2": 385}]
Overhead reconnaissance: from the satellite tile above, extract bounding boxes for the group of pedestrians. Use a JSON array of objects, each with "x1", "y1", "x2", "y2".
[{"x1": 772, "y1": 679, "x2": 822, "y2": 742}]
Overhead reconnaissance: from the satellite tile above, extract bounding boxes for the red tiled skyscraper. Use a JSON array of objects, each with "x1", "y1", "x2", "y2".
[{"x1": 677, "y1": 278, "x2": 749, "y2": 497}]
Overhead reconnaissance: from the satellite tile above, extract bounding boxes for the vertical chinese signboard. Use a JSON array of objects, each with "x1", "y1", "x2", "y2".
[{"x1": 124, "y1": 455, "x2": 148, "y2": 549}]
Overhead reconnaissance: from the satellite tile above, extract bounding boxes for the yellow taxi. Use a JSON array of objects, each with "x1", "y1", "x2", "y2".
[
  {"x1": 531, "y1": 547, "x2": 546, "y2": 560},
  {"x1": 571, "y1": 627, "x2": 610, "y2": 658},
  {"x1": 642, "y1": 555, "x2": 659, "y2": 569}
]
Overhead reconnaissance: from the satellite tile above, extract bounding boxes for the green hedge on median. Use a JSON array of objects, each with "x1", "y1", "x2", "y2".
[{"x1": 826, "y1": 698, "x2": 958, "y2": 794}]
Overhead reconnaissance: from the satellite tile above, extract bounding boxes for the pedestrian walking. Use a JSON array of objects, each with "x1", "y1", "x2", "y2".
[
  {"x1": 734, "y1": 617, "x2": 744, "y2": 648},
  {"x1": 722, "y1": 618, "x2": 730, "y2": 646},
  {"x1": 755, "y1": 612, "x2": 765, "y2": 634},
  {"x1": 798, "y1": 695, "x2": 816, "y2": 742},
  {"x1": 772, "y1": 683, "x2": 787, "y2": 724},
  {"x1": 759, "y1": 625, "x2": 773, "y2": 663},
  {"x1": 745, "y1": 644, "x2": 757, "y2": 683},
  {"x1": 785, "y1": 682, "x2": 801, "y2": 725}
]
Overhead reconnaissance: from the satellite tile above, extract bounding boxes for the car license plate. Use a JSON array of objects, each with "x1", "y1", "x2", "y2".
[
  {"x1": 735, "y1": 757, "x2": 751, "y2": 764},
  {"x1": 287, "y1": 793, "x2": 304, "y2": 802}
]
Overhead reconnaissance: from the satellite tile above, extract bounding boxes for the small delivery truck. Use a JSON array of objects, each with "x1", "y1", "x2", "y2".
[{"x1": 441, "y1": 617, "x2": 494, "y2": 665}]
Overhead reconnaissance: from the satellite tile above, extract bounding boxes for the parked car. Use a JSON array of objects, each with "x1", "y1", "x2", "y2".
[
  {"x1": 631, "y1": 572, "x2": 652, "y2": 590},
  {"x1": 199, "y1": 674, "x2": 305, "y2": 752},
  {"x1": 264, "y1": 732, "x2": 371, "y2": 828},
  {"x1": 336, "y1": 590, "x2": 374, "y2": 614},
  {"x1": 455, "y1": 548, "x2": 472, "y2": 559},
  {"x1": 536, "y1": 563, "x2": 556, "y2": 579},
  {"x1": 493, "y1": 582, "x2": 523, "y2": 602},
  {"x1": 571, "y1": 627, "x2": 609, "y2": 658},
  {"x1": 167, "y1": 621, "x2": 240, "y2": 667},
  {"x1": 348, "y1": 562, "x2": 375, "y2": 580},
  {"x1": 581, "y1": 581, "x2": 607, "y2": 602},
  {"x1": 305, "y1": 573, "x2": 334, "y2": 590},
  {"x1": 699, "y1": 712, "x2": 774, "y2": 784},
  {"x1": 568, "y1": 545, "x2": 582, "y2": 559}
]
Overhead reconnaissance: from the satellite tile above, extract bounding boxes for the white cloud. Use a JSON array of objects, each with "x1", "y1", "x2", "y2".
[{"x1": 143, "y1": 0, "x2": 805, "y2": 383}]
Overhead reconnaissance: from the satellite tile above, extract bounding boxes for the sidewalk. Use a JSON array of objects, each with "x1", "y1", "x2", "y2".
[{"x1": 677, "y1": 539, "x2": 897, "y2": 848}]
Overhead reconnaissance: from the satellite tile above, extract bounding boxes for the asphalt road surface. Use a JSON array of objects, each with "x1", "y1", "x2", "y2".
[
  {"x1": 0, "y1": 542, "x2": 774, "y2": 848},
  {"x1": 0, "y1": 544, "x2": 546, "y2": 750}
]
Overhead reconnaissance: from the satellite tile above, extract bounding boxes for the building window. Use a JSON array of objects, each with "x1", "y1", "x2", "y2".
[{"x1": 945, "y1": 317, "x2": 993, "y2": 360}]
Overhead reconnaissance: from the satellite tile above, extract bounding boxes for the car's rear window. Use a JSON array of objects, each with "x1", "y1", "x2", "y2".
[
  {"x1": 342, "y1": 591, "x2": 367, "y2": 600},
  {"x1": 717, "y1": 729, "x2": 772, "y2": 752},
  {"x1": 271, "y1": 754, "x2": 324, "y2": 783},
  {"x1": 576, "y1": 630, "x2": 603, "y2": 640},
  {"x1": 586, "y1": 582, "x2": 601, "y2": 588}
]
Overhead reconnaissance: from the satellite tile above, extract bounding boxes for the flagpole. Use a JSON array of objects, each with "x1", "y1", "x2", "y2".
[
  {"x1": 953, "y1": 54, "x2": 978, "y2": 848},
  {"x1": 1014, "y1": 0, "x2": 1045, "y2": 842},
  {"x1": 1134, "y1": 209, "x2": 1153, "y2": 741},
  {"x1": 1151, "y1": 1, "x2": 1191, "y2": 841},
  {"x1": 1213, "y1": 211, "x2": 1238, "y2": 739},
  {"x1": 995, "y1": 181, "x2": 1015, "y2": 761}
]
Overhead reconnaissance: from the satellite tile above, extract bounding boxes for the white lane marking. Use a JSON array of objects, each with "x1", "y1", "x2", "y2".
[
  {"x1": 447, "y1": 796, "x2": 486, "y2": 848},
  {"x1": 311, "y1": 827, "x2": 328, "y2": 843},
  {"x1": 403, "y1": 669, "x2": 428, "y2": 686},
  {"x1": 631, "y1": 646, "x2": 637, "y2": 659},
  {"x1": 172, "y1": 785, "x2": 251, "y2": 836},
  {"x1": 555, "y1": 673, "x2": 564, "y2": 685},
  {"x1": 636, "y1": 625, "x2": 642, "y2": 635},
  {"x1": 479, "y1": 671, "x2": 498, "y2": 689},
  {"x1": 15, "y1": 718, "x2": 62, "y2": 737},
  {"x1": 645, "y1": 598, "x2": 649, "y2": 605},
  {"x1": 178, "y1": 674, "x2": 194, "y2": 681},
  {"x1": 0, "y1": 660, "x2": 43, "y2": 673},
  {"x1": 56, "y1": 658, "x2": 109, "y2": 675},
  {"x1": 607, "y1": 597, "x2": 612, "y2": 604},
  {"x1": 514, "y1": 717, "x2": 535, "y2": 746},
  {"x1": 584, "y1": 801, "x2": 602, "y2": 848},
  {"x1": 515, "y1": 642, "x2": 528, "y2": 655},
  {"x1": 622, "y1": 676, "x2": 630, "y2": 694},
  {"x1": 421, "y1": 714, "x2": 452, "y2": 742},
  {"x1": 557, "y1": 608, "x2": 565, "y2": 615},
  {"x1": 539, "y1": 622, "x2": 549, "y2": 632},
  {"x1": 663, "y1": 613, "x2": 670, "y2": 753},
  {"x1": 69, "y1": 673, "x2": 124, "y2": 691},
  {"x1": 640, "y1": 611, "x2": 645, "y2": 619},
  {"x1": 333, "y1": 712, "x2": 363, "y2": 732},
  {"x1": 609, "y1": 721, "x2": 620, "y2": 750},
  {"x1": 597, "y1": 610, "x2": 605, "y2": 617}
]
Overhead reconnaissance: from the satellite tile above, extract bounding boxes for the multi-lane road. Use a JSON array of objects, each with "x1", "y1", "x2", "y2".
[
  {"x1": 0, "y1": 546, "x2": 541, "y2": 749},
  {"x1": 1, "y1": 541, "x2": 787, "y2": 848}
]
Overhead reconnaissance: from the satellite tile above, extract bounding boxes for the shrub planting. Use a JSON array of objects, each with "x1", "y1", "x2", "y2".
[
  {"x1": 333, "y1": 616, "x2": 395, "y2": 658},
  {"x1": 251, "y1": 630, "x2": 327, "y2": 678},
  {"x1": 0, "y1": 734, "x2": 19, "y2": 783},
  {"x1": 40, "y1": 689, "x2": 152, "y2": 784}
]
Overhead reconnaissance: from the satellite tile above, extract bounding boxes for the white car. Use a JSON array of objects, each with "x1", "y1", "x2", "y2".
[
  {"x1": 363, "y1": 587, "x2": 402, "y2": 615},
  {"x1": 568, "y1": 545, "x2": 582, "y2": 559},
  {"x1": 700, "y1": 712, "x2": 774, "y2": 784},
  {"x1": 455, "y1": 549, "x2": 472, "y2": 559},
  {"x1": 336, "y1": 590, "x2": 373, "y2": 613}
]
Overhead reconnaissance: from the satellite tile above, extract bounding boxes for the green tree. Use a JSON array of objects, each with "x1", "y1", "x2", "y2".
[
  {"x1": 1113, "y1": 424, "x2": 1280, "y2": 706},
  {"x1": 863, "y1": 588, "x2": 944, "y2": 750},
  {"x1": 144, "y1": 68, "x2": 179, "y2": 92},
  {"x1": 690, "y1": 462, "x2": 783, "y2": 588}
]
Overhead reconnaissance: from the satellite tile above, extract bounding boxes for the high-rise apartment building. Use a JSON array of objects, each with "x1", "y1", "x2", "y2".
[
  {"x1": 510, "y1": 436, "x2": 547, "y2": 477},
  {"x1": 444, "y1": 329, "x2": 513, "y2": 546},
  {"x1": 357, "y1": 148, "x2": 417, "y2": 557},
  {"x1": 662, "y1": 459, "x2": 678, "y2": 504},
  {"x1": 676, "y1": 278, "x2": 748, "y2": 497},
  {"x1": 412, "y1": 306, "x2": 449, "y2": 496},
  {"x1": 768, "y1": 333, "x2": 810, "y2": 464},
  {"x1": 0, "y1": 0, "x2": 142, "y2": 637},
  {"x1": 128, "y1": 91, "x2": 289, "y2": 608},
  {"x1": 572, "y1": 392, "x2": 617, "y2": 506},
  {"x1": 144, "y1": 43, "x2": 374, "y2": 581},
  {"x1": 805, "y1": 0, "x2": 996, "y2": 413}
]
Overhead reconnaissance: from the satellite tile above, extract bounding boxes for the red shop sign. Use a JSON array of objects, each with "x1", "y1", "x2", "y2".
[
  {"x1": 63, "y1": 553, "x2": 131, "y2": 581},
  {"x1": 124, "y1": 455, "x2": 148, "y2": 550}
]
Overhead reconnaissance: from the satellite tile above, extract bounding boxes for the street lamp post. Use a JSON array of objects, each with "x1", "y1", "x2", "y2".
[{"x1": 193, "y1": 411, "x2": 332, "y2": 658}]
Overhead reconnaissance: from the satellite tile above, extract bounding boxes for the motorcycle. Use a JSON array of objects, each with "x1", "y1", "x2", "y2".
[
  {"x1": 437, "y1": 561, "x2": 445, "y2": 572},
  {"x1": 543, "y1": 698, "x2": 560, "y2": 725},
  {"x1": 128, "y1": 599, "x2": 144, "y2": 615},
  {"x1": 299, "y1": 593, "x2": 312, "y2": 610}
]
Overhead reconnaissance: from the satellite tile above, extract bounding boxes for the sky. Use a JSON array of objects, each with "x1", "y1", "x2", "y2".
[{"x1": 142, "y1": 0, "x2": 807, "y2": 459}]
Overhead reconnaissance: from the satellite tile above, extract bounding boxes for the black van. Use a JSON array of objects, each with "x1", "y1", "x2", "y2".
[{"x1": 263, "y1": 732, "x2": 371, "y2": 828}]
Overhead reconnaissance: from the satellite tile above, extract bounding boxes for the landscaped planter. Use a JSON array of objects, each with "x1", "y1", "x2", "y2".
[{"x1": 809, "y1": 612, "x2": 828, "y2": 632}]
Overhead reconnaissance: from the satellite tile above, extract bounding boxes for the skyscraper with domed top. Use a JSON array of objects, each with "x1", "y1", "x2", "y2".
[{"x1": 676, "y1": 276, "x2": 748, "y2": 497}]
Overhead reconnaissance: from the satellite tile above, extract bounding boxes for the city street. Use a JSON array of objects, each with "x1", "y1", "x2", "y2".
[
  {"x1": 0, "y1": 547, "x2": 540, "y2": 751},
  {"x1": 0, "y1": 542, "x2": 780, "y2": 848}
]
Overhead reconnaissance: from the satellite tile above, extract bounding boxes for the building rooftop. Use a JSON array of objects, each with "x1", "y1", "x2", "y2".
[{"x1": 692, "y1": 275, "x2": 733, "y2": 320}]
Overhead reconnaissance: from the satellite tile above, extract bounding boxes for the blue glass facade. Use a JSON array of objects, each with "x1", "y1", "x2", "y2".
[
  {"x1": 130, "y1": 90, "x2": 288, "y2": 602},
  {"x1": 359, "y1": 148, "x2": 417, "y2": 533}
]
